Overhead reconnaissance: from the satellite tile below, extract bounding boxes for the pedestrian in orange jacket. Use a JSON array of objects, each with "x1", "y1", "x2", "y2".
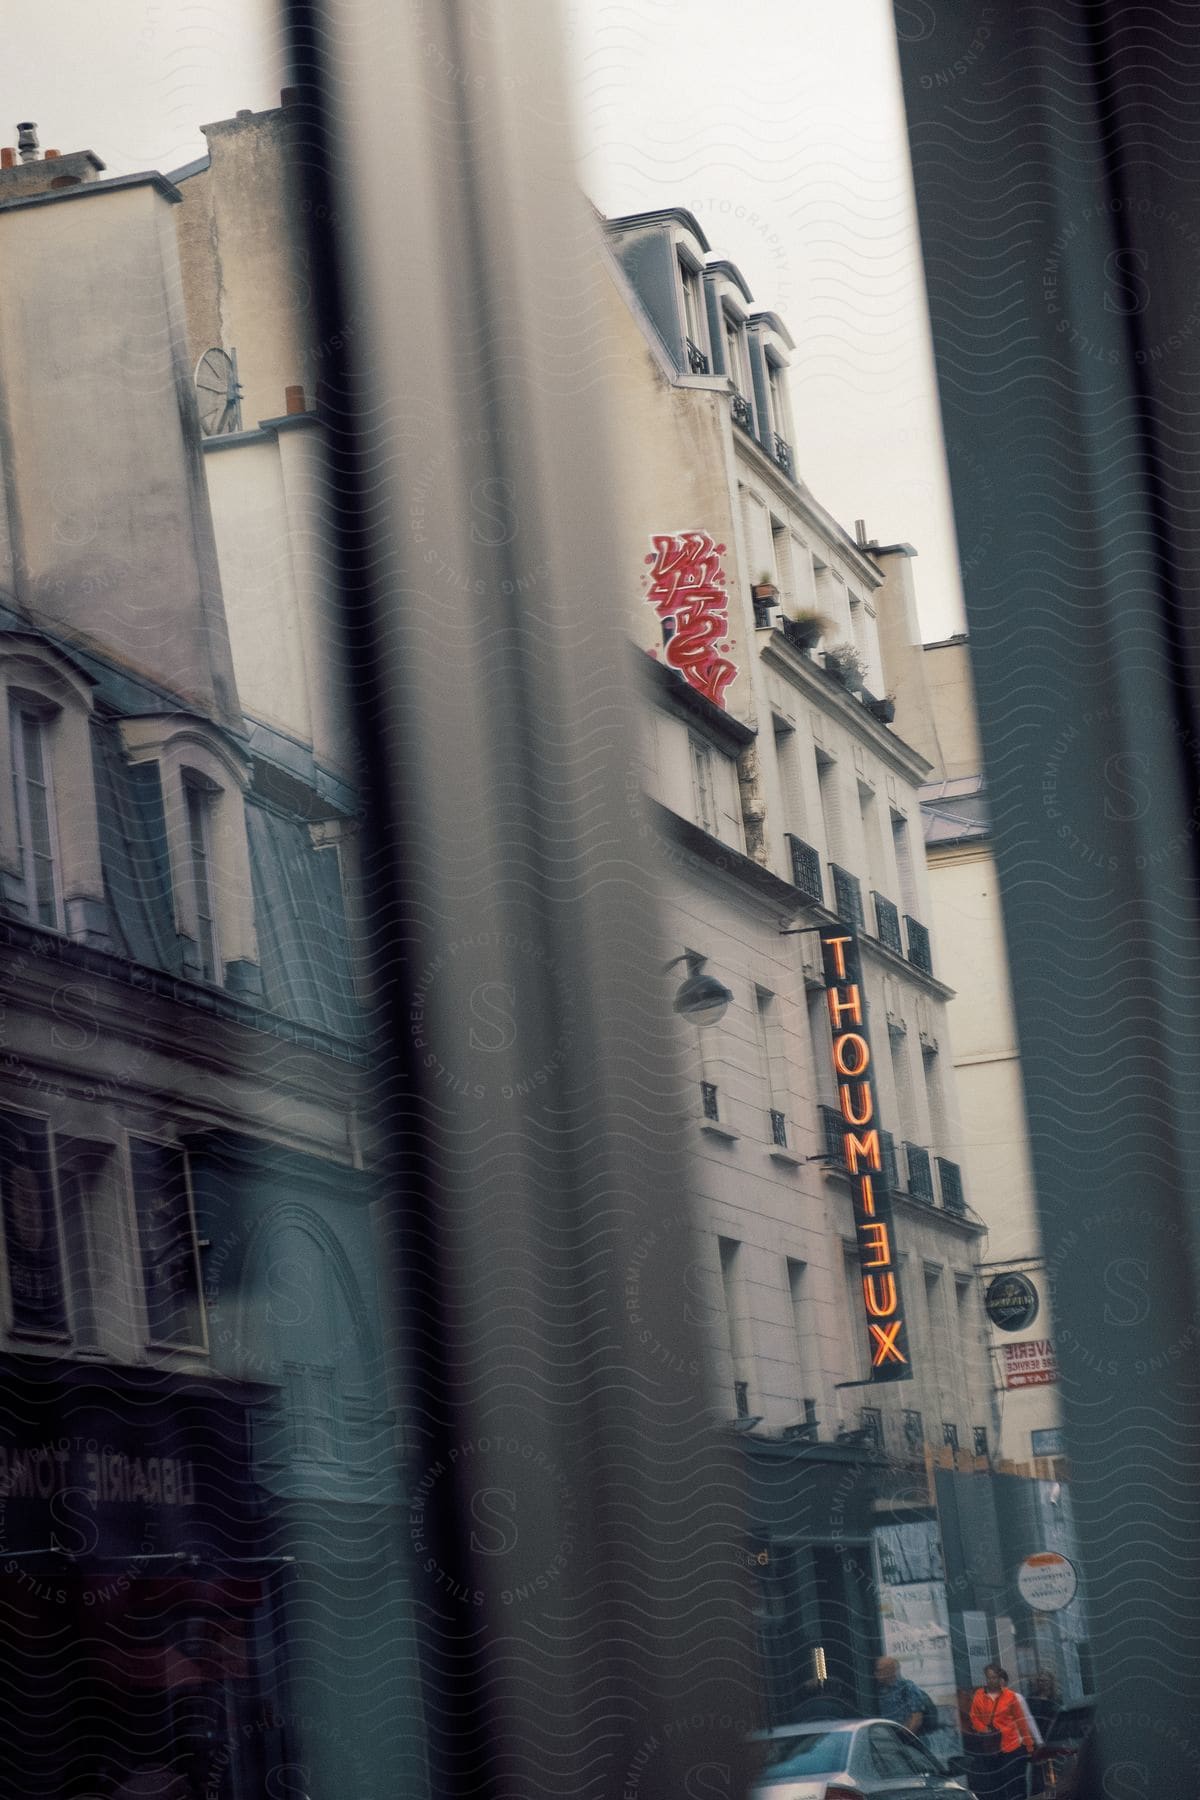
[{"x1": 969, "y1": 1664, "x2": 1034, "y2": 1800}]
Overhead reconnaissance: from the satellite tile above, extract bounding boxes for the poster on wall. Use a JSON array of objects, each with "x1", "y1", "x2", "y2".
[{"x1": 874, "y1": 1522, "x2": 958, "y2": 1758}]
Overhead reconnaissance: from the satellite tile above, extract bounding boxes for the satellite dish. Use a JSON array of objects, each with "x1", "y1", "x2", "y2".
[{"x1": 194, "y1": 347, "x2": 243, "y2": 436}]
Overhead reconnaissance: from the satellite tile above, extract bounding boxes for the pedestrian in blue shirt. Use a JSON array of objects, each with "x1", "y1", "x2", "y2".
[{"x1": 875, "y1": 1656, "x2": 934, "y2": 1737}]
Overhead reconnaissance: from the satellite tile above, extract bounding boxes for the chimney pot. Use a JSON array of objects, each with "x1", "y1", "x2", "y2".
[
  {"x1": 0, "y1": 148, "x2": 14, "y2": 170},
  {"x1": 16, "y1": 122, "x2": 39, "y2": 163},
  {"x1": 854, "y1": 518, "x2": 867, "y2": 548},
  {"x1": 44, "y1": 149, "x2": 59, "y2": 159},
  {"x1": 285, "y1": 385, "x2": 307, "y2": 415},
  {"x1": 236, "y1": 109, "x2": 254, "y2": 122}
]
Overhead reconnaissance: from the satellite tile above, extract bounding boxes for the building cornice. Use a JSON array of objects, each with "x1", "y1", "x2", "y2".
[
  {"x1": 761, "y1": 632, "x2": 934, "y2": 782},
  {"x1": 0, "y1": 171, "x2": 182, "y2": 214},
  {"x1": 638, "y1": 651, "x2": 756, "y2": 750}
]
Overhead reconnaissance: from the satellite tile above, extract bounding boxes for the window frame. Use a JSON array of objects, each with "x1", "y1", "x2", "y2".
[
  {"x1": 688, "y1": 731, "x2": 720, "y2": 836},
  {"x1": 8, "y1": 690, "x2": 65, "y2": 932},
  {"x1": 125, "y1": 1131, "x2": 209, "y2": 1355},
  {"x1": 0, "y1": 1100, "x2": 71, "y2": 1343},
  {"x1": 677, "y1": 246, "x2": 709, "y2": 369},
  {"x1": 182, "y1": 770, "x2": 222, "y2": 984}
]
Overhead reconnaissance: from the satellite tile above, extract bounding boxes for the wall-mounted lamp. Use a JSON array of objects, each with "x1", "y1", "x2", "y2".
[{"x1": 664, "y1": 955, "x2": 733, "y2": 1027}]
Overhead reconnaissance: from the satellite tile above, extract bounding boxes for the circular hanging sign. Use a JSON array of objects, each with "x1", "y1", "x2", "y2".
[
  {"x1": 1018, "y1": 1552, "x2": 1078, "y2": 1613},
  {"x1": 985, "y1": 1272, "x2": 1040, "y2": 1333}
]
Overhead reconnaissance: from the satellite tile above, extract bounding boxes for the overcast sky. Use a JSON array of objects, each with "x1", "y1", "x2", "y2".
[{"x1": 1, "y1": 0, "x2": 965, "y2": 640}]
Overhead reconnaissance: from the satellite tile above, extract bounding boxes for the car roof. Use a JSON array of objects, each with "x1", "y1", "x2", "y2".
[{"x1": 750, "y1": 1719, "x2": 877, "y2": 1740}]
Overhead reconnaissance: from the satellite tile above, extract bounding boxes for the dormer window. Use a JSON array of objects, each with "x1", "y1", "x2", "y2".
[
  {"x1": 765, "y1": 355, "x2": 793, "y2": 474},
  {"x1": 118, "y1": 715, "x2": 260, "y2": 997},
  {"x1": 9, "y1": 696, "x2": 62, "y2": 930},
  {"x1": 725, "y1": 314, "x2": 747, "y2": 395},
  {"x1": 0, "y1": 643, "x2": 103, "y2": 944},
  {"x1": 679, "y1": 255, "x2": 709, "y2": 373},
  {"x1": 183, "y1": 774, "x2": 220, "y2": 983}
]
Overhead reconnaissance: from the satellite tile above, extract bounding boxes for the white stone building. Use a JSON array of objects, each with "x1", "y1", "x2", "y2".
[{"x1": 601, "y1": 208, "x2": 1003, "y2": 1726}]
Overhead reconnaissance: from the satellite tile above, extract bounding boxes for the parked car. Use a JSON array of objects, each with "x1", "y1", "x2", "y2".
[
  {"x1": 1029, "y1": 1698, "x2": 1094, "y2": 1797},
  {"x1": 750, "y1": 1718, "x2": 978, "y2": 1799}
]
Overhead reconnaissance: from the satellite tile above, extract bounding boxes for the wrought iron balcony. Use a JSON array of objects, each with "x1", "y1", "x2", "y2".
[
  {"x1": 820, "y1": 1104, "x2": 845, "y2": 1167},
  {"x1": 830, "y1": 864, "x2": 865, "y2": 930},
  {"x1": 859, "y1": 1407, "x2": 883, "y2": 1454},
  {"x1": 701, "y1": 1081, "x2": 720, "y2": 1122},
  {"x1": 902, "y1": 1409, "x2": 924, "y2": 1454},
  {"x1": 773, "y1": 433, "x2": 794, "y2": 475},
  {"x1": 937, "y1": 1156, "x2": 966, "y2": 1215},
  {"x1": 734, "y1": 1379, "x2": 750, "y2": 1418},
  {"x1": 786, "y1": 834, "x2": 823, "y2": 904},
  {"x1": 730, "y1": 390, "x2": 755, "y2": 433},
  {"x1": 879, "y1": 1127, "x2": 899, "y2": 1192},
  {"x1": 873, "y1": 892, "x2": 903, "y2": 955},
  {"x1": 905, "y1": 1143, "x2": 934, "y2": 1200},
  {"x1": 769, "y1": 1108, "x2": 788, "y2": 1148},
  {"x1": 904, "y1": 915, "x2": 933, "y2": 975},
  {"x1": 973, "y1": 1426, "x2": 989, "y2": 1457},
  {"x1": 687, "y1": 337, "x2": 710, "y2": 375}
]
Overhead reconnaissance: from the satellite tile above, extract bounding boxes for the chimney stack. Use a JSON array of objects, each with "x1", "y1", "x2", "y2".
[
  {"x1": 854, "y1": 518, "x2": 868, "y2": 548},
  {"x1": 0, "y1": 149, "x2": 14, "y2": 170},
  {"x1": 285, "y1": 384, "x2": 308, "y2": 415},
  {"x1": 16, "y1": 122, "x2": 40, "y2": 164}
]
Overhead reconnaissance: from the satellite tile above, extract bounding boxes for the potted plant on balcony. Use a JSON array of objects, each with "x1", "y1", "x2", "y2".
[
  {"x1": 779, "y1": 607, "x2": 830, "y2": 653},
  {"x1": 864, "y1": 690, "x2": 897, "y2": 724},
  {"x1": 823, "y1": 641, "x2": 867, "y2": 691},
  {"x1": 751, "y1": 571, "x2": 778, "y2": 602}
]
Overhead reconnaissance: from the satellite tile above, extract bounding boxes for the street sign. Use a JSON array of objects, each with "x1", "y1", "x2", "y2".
[
  {"x1": 1031, "y1": 1426, "x2": 1065, "y2": 1457},
  {"x1": 1017, "y1": 1552, "x2": 1078, "y2": 1612},
  {"x1": 985, "y1": 1271, "x2": 1039, "y2": 1332}
]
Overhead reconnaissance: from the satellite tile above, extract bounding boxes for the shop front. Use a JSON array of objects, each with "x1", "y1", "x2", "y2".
[{"x1": 0, "y1": 1361, "x2": 282, "y2": 1800}]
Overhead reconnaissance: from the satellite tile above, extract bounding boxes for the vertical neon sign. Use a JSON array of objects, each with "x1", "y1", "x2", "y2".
[{"x1": 820, "y1": 926, "x2": 913, "y2": 1383}]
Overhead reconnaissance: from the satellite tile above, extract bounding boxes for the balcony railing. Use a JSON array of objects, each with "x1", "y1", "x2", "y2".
[
  {"x1": 859, "y1": 1407, "x2": 883, "y2": 1454},
  {"x1": 701, "y1": 1081, "x2": 720, "y2": 1122},
  {"x1": 731, "y1": 391, "x2": 755, "y2": 433},
  {"x1": 905, "y1": 1143, "x2": 934, "y2": 1201},
  {"x1": 879, "y1": 1127, "x2": 899, "y2": 1193},
  {"x1": 830, "y1": 864, "x2": 865, "y2": 930},
  {"x1": 734, "y1": 1379, "x2": 750, "y2": 1419},
  {"x1": 904, "y1": 915, "x2": 933, "y2": 975},
  {"x1": 687, "y1": 337, "x2": 710, "y2": 375},
  {"x1": 773, "y1": 433, "x2": 794, "y2": 475},
  {"x1": 787, "y1": 835, "x2": 824, "y2": 904},
  {"x1": 873, "y1": 893, "x2": 903, "y2": 955},
  {"x1": 902, "y1": 1409, "x2": 924, "y2": 1454},
  {"x1": 937, "y1": 1157, "x2": 966, "y2": 1215},
  {"x1": 769, "y1": 1108, "x2": 788, "y2": 1148},
  {"x1": 820, "y1": 1104, "x2": 845, "y2": 1167}
]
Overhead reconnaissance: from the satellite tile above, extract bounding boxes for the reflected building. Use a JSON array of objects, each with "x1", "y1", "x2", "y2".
[
  {"x1": 0, "y1": 127, "x2": 425, "y2": 1798},
  {"x1": 910, "y1": 634, "x2": 1091, "y2": 1702}
]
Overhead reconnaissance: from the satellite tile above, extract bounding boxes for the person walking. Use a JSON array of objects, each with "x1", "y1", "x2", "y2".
[
  {"x1": 968, "y1": 1664, "x2": 1035, "y2": 1800},
  {"x1": 875, "y1": 1656, "x2": 934, "y2": 1739},
  {"x1": 1025, "y1": 1671, "x2": 1060, "y2": 1795}
]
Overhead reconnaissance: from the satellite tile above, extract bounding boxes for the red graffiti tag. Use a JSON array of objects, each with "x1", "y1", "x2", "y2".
[{"x1": 644, "y1": 531, "x2": 737, "y2": 709}]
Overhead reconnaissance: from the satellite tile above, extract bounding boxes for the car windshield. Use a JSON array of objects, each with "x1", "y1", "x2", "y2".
[{"x1": 754, "y1": 1729, "x2": 853, "y2": 1775}]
